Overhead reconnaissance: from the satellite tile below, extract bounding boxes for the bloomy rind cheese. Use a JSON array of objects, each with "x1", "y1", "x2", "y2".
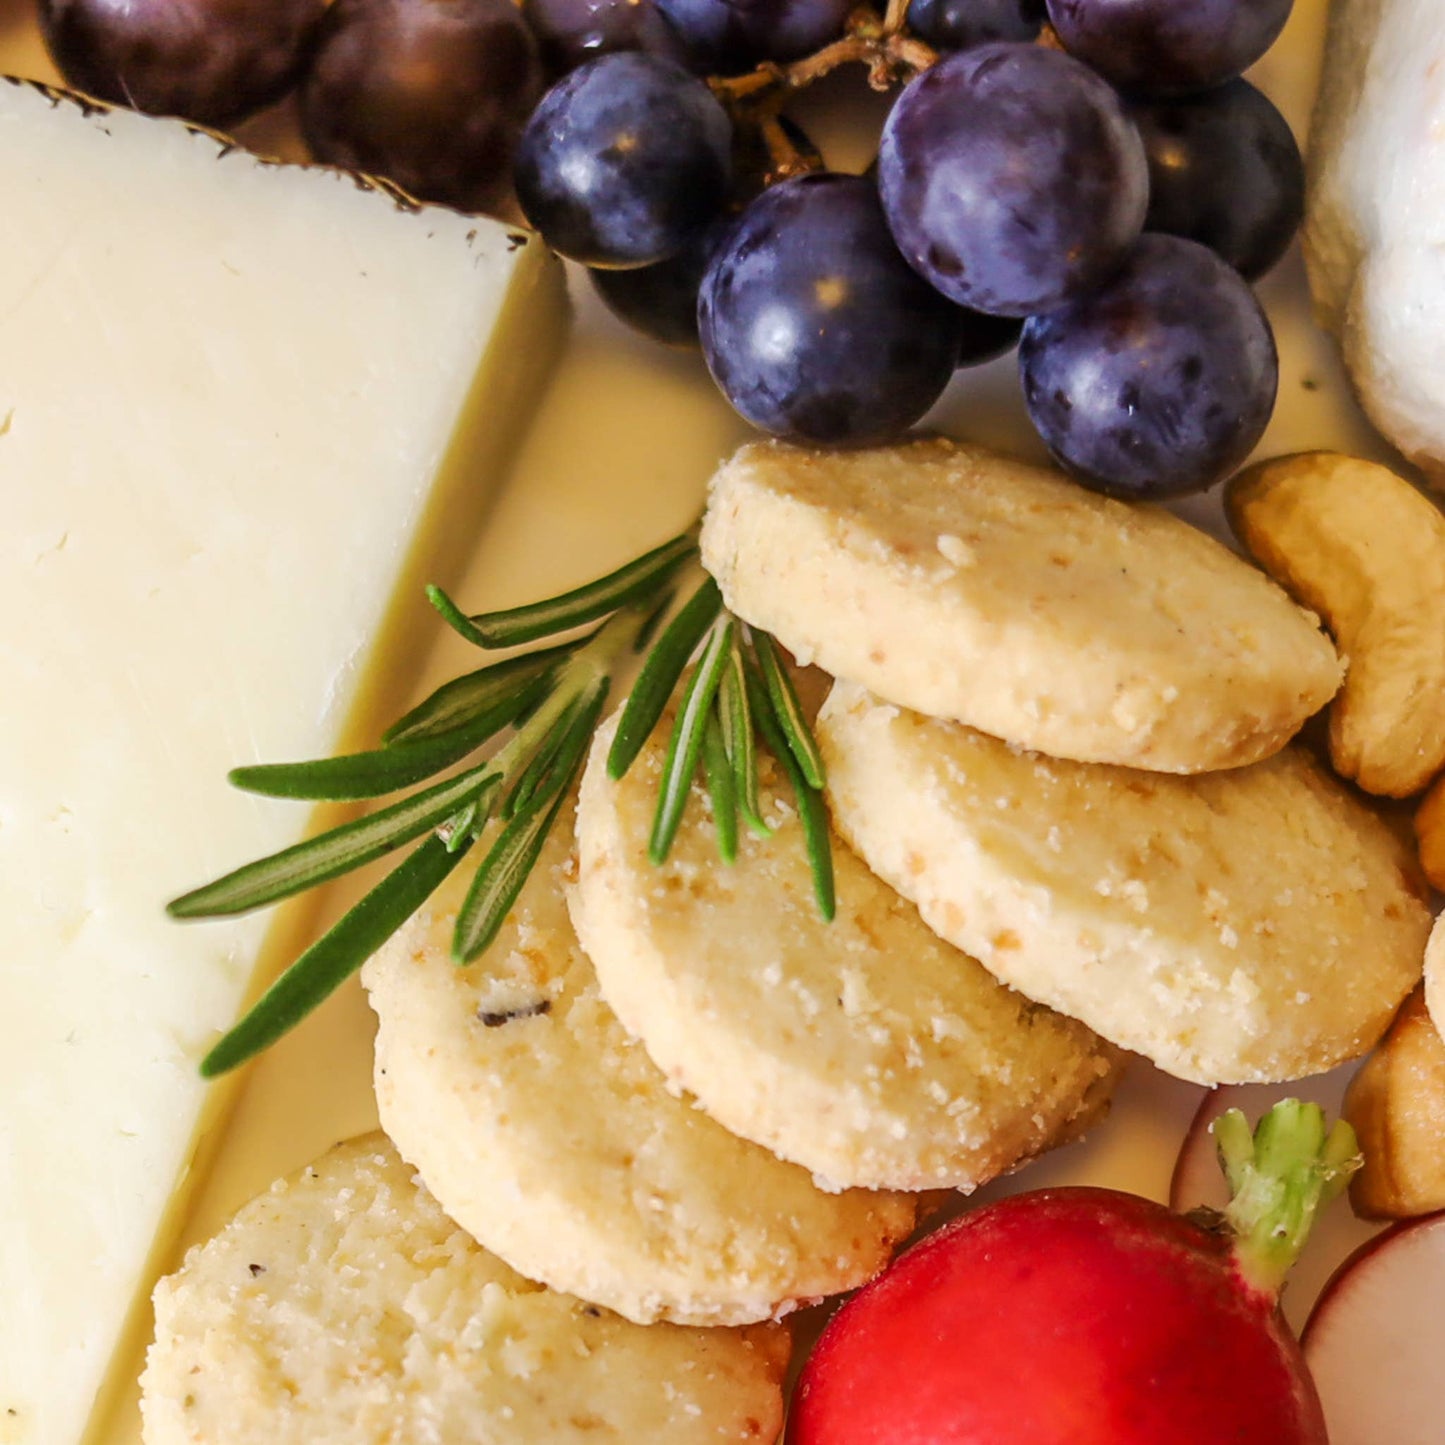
[
  {"x1": 141, "y1": 1135, "x2": 790, "y2": 1445},
  {"x1": 699, "y1": 437, "x2": 1342, "y2": 773},
  {"x1": 364, "y1": 807, "x2": 918, "y2": 1327},
  {"x1": 1303, "y1": 0, "x2": 1445, "y2": 482},
  {"x1": 570, "y1": 704, "x2": 1123, "y2": 1193},
  {"x1": 818, "y1": 679, "x2": 1430, "y2": 1085}
]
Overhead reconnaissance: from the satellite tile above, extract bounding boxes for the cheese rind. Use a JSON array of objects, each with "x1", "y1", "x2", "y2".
[{"x1": 0, "y1": 80, "x2": 565, "y2": 1445}]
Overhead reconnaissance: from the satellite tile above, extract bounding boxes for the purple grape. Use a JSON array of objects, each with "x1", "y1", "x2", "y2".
[
  {"x1": 878, "y1": 43, "x2": 1148, "y2": 316},
  {"x1": 1131, "y1": 80, "x2": 1304, "y2": 280},
  {"x1": 40, "y1": 0, "x2": 325, "y2": 128},
  {"x1": 907, "y1": 0, "x2": 1044, "y2": 49},
  {"x1": 298, "y1": 0, "x2": 542, "y2": 211},
  {"x1": 521, "y1": 0, "x2": 688, "y2": 73},
  {"x1": 698, "y1": 173, "x2": 962, "y2": 446},
  {"x1": 1046, "y1": 0, "x2": 1295, "y2": 98},
  {"x1": 653, "y1": 0, "x2": 853, "y2": 73},
  {"x1": 590, "y1": 215, "x2": 732, "y2": 346},
  {"x1": 589, "y1": 114, "x2": 818, "y2": 346},
  {"x1": 1019, "y1": 234, "x2": 1278, "y2": 499},
  {"x1": 514, "y1": 53, "x2": 732, "y2": 268}
]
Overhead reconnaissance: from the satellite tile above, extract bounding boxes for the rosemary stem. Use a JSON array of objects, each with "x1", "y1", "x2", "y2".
[{"x1": 489, "y1": 604, "x2": 647, "y2": 783}]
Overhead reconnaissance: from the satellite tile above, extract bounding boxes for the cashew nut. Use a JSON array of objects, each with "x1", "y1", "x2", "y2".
[
  {"x1": 1344, "y1": 984, "x2": 1445, "y2": 1220},
  {"x1": 1414, "y1": 774, "x2": 1445, "y2": 892},
  {"x1": 1227, "y1": 452, "x2": 1445, "y2": 797}
]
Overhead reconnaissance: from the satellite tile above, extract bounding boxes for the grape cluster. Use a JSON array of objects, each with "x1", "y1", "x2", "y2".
[
  {"x1": 512, "y1": 0, "x2": 1299, "y2": 493},
  {"x1": 42, "y1": 0, "x2": 1305, "y2": 498}
]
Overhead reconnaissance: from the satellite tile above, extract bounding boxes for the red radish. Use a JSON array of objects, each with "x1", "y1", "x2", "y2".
[
  {"x1": 790, "y1": 1102, "x2": 1359, "y2": 1445},
  {"x1": 1170, "y1": 1069, "x2": 1382, "y2": 1333},
  {"x1": 1302, "y1": 1212, "x2": 1445, "y2": 1444}
]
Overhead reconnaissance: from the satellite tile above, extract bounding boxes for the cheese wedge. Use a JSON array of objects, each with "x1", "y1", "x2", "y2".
[{"x1": 0, "y1": 79, "x2": 565, "y2": 1445}]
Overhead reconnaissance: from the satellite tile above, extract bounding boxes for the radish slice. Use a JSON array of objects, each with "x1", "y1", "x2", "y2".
[
  {"x1": 1303, "y1": 1213, "x2": 1445, "y2": 1444},
  {"x1": 1169, "y1": 1066, "x2": 1381, "y2": 1332}
]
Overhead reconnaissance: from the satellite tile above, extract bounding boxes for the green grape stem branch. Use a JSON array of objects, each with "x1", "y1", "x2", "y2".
[{"x1": 169, "y1": 525, "x2": 834, "y2": 1078}]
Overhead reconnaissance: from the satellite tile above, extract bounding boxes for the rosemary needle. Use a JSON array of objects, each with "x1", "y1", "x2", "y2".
[
  {"x1": 199, "y1": 836, "x2": 469, "y2": 1078},
  {"x1": 453, "y1": 682, "x2": 608, "y2": 963},
  {"x1": 751, "y1": 629, "x2": 827, "y2": 790},
  {"x1": 748, "y1": 666, "x2": 836, "y2": 921},
  {"x1": 719, "y1": 629, "x2": 769, "y2": 838},
  {"x1": 230, "y1": 676, "x2": 542, "y2": 801},
  {"x1": 650, "y1": 615, "x2": 734, "y2": 863},
  {"x1": 169, "y1": 765, "x2": 501, "y2": 919},
  {"x1": 702, "y1": 711, "x2": 739, "y2": 864},
  {"x1": 458, "y1": 531, "x2": 698, "y2": 648},
  {"x1": 383, "y1": 644, "x2": 571, "y2": 745},
  {"x1": 608, "y1": 576, "x2": 722, "y2": 780}
]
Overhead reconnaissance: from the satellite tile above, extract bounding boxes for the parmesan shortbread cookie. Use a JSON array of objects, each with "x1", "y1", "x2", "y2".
[
  {"x1": 699, "y1": 438, "x2": 1341, "y2": 773},
  {"x1": 570, "y1": 707, "x2": 1121, "y2": 1194},
  {"x1": 364, "y1": 809, "x2": 916, "y2": 1327},
  {"x1": 818, "y1": 680, "x2": 1431, "y2": 1085},
  {"x1": 141, "y1": 1135, "x2": 789, "y2": 1445}
]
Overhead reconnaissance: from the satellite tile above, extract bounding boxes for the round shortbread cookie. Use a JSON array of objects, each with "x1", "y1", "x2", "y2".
[
  {"x1": 817, "y1": 679, "x2": 1430, "y2": 1085},
  {"x1": 699, "y1": 437, "x2": 1341, "y2": 773},
  {"x1": 570, "y1": 707, "x2": 1122, "y2": 1194},
  {"x1": 363, "y1": 807, "x2": 916, "y2": 1327},
  {"x1": 141, "y1": 1135, "x2": 790, "y2": 1445}
]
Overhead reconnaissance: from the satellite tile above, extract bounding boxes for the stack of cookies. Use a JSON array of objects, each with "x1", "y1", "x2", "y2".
[
  {"x1": 701, "y1": 438, "x2": 1426, "y2": 1086},
  {"x1": 142, "y1": 438, "x2": 1434, "y2": 1443}
]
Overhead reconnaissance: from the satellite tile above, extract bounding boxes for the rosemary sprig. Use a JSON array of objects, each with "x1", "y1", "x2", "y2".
[{"x1": 172, "y1": 522, "x2": 834, "y2": 1077}]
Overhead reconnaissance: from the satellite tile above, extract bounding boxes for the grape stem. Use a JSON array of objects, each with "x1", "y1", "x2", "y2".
[
  {"x1": 710, "y1": 2, "x2": 937, "y2": 114},
  {"x1": 758, "y1": 115, "x2": 819, "y2": 183},
  {"x1": 881, "y1": 0, "x2": 912, "y2": 36}
]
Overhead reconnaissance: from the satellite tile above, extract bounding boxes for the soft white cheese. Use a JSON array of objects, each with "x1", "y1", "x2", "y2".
[{"x1": 0, "y1": 80, "x2": 565, "y2": 1445}]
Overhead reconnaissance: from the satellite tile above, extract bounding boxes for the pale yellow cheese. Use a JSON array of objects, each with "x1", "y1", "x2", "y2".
[{"x1": 0, "y1": 79, "x2": 565, "y2": 1445}]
